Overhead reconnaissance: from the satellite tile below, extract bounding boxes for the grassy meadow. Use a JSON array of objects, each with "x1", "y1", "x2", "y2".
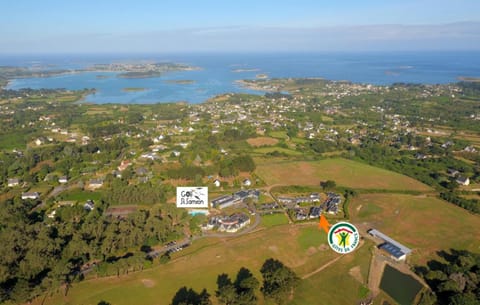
[
  {"x1": 255, "y1": 158, "x2": 432, "y2": 191},
  {"x1": 349, "y1": 193, "x2": 480, "y2": 264},
  {"x1": 291, "y1": 239, "x2": 374, "y2": 305}
]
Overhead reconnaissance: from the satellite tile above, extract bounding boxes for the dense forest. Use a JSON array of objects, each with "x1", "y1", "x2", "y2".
[
  {"x1": 0, "y1": 197, "x2": 188, "y2": 303},
  {"x1": 416, "y1": 250, "x2": 480, "y2": 305}
]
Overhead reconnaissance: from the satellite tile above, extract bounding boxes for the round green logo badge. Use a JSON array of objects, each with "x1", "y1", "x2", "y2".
[{"x1": 327, "y1": 222, "x2": 360, "y2": 254}]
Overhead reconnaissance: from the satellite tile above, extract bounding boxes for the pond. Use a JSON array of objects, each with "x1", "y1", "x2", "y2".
[{"x1": 380, "y1": 264, "x2": 423, "y2": 305}]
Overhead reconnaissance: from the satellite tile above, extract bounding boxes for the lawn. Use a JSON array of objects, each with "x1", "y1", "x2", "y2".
[
  {"x1": 297, "y1": 226, "x2": 326, "y2": 251},
  {"x1": 260, "y1": 213, "x2": 289, "y2": 227},
  {"x1": 32, "y1": 224, "x2": 341, "y2": 305},
  {"x1": 268, "y1": 131, "x2": 288, "y2": 139},
  {"x1": 246, "y1": 137, "x2": 279, "y2": 147},
  {"x1": 349, "y1": 193, "x2": 480, "y2": 264},
  {"x1": 255, "y1": 158, "x2": 431, "y2": 191}
]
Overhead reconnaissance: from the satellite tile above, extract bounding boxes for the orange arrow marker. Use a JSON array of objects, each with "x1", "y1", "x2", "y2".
[{"x1": 318, "y1": 214, "x2": 331, "y2": 233}]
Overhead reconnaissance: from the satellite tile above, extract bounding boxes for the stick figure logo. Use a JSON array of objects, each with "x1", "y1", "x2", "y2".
[{"x1": 327, "y1": 222, "x2": 360, "y2": 254}]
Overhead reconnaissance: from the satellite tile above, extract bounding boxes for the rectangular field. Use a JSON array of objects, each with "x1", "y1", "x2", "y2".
[
  {"x1": 260, "y1": 213, "x2": 289, "y2": 227},
  {"x1": 256, "y1": 158, "x2": 431, "y2": 191}
]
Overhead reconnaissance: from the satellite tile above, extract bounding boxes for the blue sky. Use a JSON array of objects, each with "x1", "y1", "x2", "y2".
[{"x1": 1, "y1": 0, "x2": 480, "y2": 53}]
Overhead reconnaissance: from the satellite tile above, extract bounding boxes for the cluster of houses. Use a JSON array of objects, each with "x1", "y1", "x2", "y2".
[
  {"x1": 447, "y1": 168, "x2": 471, "y2": 186},
  {"x1": 258, "y1": 202, "x2": 280, "y2": 210},
  {"x1": 323, "y1": 192, "x2": 342, "y2": 214},
  {"x1": 277, "y1": 193, "x2": 321, "y2": 208},
  {"x1": 204, "y1": 213, "x2": 251, "y2": 233},
  {"x1": 211, "y1": 189, "x2": 260, "y2": 209},
  {"x1": 278, "y1": 192, "x2": 342, "y2": 221},
  {"x1": 293, "y1": 206, "x2": 322, "y2": 221}
]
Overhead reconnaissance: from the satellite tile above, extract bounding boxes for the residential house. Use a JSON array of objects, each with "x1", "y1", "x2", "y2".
[
  {"x1": 309, "y1": 206, "x2": 322, "y2": 219},
  {"x1": 140, "y1": 152, "x2": 159, "y2": 160},
  {"x1": 84, "y1": 200, "x2": 95, "y2": 211},
  {"x1": 88, "y1": 179, "x2": 104, "y2": 190},
  {"x1": 22, "y1": 192, "x2": 39, "y2": 200},
  {"x1": 217, "y1": 213, "x2": 251, "y2": 233},
  {"x1": 464, "y1": 146, "x2": 477, "y2": 153},
  {"x1": 456, "y1": 177, "x2": 470, "y2": 186},
  {"x1": 295, "y1": 209, "x2": 308, "y2": 221},
  {"x1": 7, "y1": 178, "x2": 20, "y2": 187},
  {"x1": 135, "y1": 167, "x2": 148, "y2": 176},
  {"x1": 35, "y1": 138, "x2": 45, "y2": 146},
  {"x1": 447, "y1": 168, "x2": 460, "y2": 177},
  {"x1": 118, "y1": 160, "x2": 131, "y2": 171}
]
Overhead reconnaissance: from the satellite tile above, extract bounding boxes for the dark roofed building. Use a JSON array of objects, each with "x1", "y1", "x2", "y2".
[
  {"x1": 211, "y1": 189, "x2": 260, "y2": 209},
  {"x1": 379, "y1": 242, "x2": 407, "y2": 261}
]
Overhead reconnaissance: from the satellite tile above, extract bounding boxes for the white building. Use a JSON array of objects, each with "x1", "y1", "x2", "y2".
[{"x1": 456, "y1": 177, "x2": 470, "y2": 186}]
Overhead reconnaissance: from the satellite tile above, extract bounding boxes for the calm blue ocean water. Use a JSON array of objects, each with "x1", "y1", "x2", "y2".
[{"x1": 2, "y1": 52, "x2": 480, "y2": 104}]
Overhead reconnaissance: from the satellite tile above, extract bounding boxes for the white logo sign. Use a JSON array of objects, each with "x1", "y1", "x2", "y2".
[{"x1": 176, "y1": 187, "x2": 208, "y2": 208}]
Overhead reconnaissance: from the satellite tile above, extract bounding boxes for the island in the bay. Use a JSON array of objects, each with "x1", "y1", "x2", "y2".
[
  {"x1": 164, "y1": 79, "x2": 196, "y2": 85},
  {"x1": 122, "y1": 87, "x2": 148, "y2": 92}
]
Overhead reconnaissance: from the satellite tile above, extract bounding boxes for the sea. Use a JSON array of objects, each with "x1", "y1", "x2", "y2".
[{"x1": 2, "y1": 52, "x2": 480, "y2": 104}]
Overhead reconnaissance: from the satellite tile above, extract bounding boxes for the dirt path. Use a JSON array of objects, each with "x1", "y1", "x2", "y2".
[
  {"x1": 301, "y1": 255, "x2": 344, "y2": 279},
  {"x1": 301, "y1": 240, "x2": 365, "y2": 280},
  {"x1": 367, "y1": 249, "x2": 385, "y2": 296}
]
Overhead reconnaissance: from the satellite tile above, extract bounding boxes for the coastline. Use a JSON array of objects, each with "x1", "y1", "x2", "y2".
[{"x1": 458, "y1": 76, "x2": 480, "y2": 82}]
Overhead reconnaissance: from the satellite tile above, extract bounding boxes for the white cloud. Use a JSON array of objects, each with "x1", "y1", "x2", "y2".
[{"x1": 2, "y1": 22, "x2": 479, "y2": 53}]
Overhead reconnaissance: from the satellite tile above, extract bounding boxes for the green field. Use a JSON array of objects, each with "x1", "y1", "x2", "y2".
[
  {"x1": 253, "y1": 146, "x2": 303, "y2": 156},
  {"x1": 297, "y1": 226, "x2": 326, "y2": 251},
  {"x1": 0, "y1": 130, "x2": 33, "y2": 150},
  {"x1": 260, "y1": 213, "x2": 289, "y2": 227},
  {"x1": 350, "y1": 193, "x2": 480, "y2": 264},
  {"x1": 57, "y1": 189, "x2": 103, "y2": 202},
  {"x1": 31, "y1": 224, "x2": 341, "y2": 305},
  {"x1": 268, "y1": 131, "x2": 288, "y2": 139},
  {"x1": 291, "y1": 240, "x2": 374, "y2": 305},
  {"x1": 256, "y1": 158, "x2": 432, "y2": 191}
]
